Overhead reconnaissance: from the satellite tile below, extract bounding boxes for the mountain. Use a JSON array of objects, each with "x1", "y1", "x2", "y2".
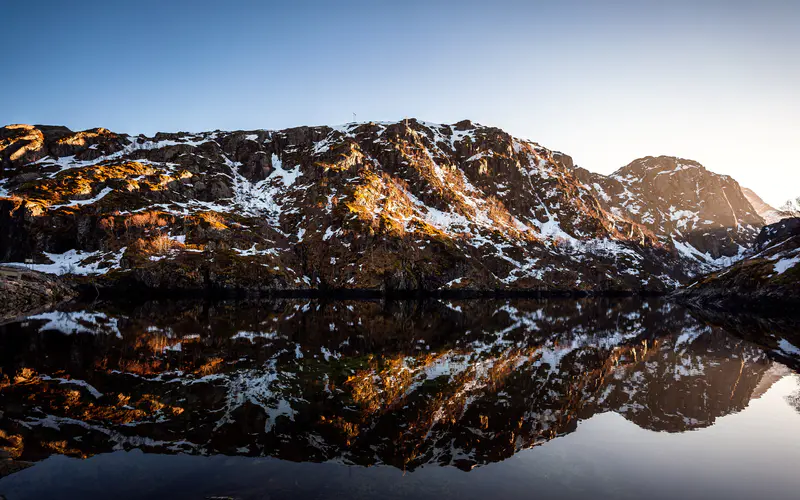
[
  {"x1": 0, "y1": 121, "x2": 766, "y2": 294},
  {"x1": 743, "y1": 187, "x2": 785, "y2": 224},
  {"x1": 743, "y1": 187, "x2": 800, "y2": 224},
  {"x1": 0, "y1": 121, "x2": 691, "y2": 293},
  {"x1": 576, "y1": 156, "x2": 763, "y2": 273},
  {"x1": 676, "y1": 217, "x2": 800, "y2": 310},
  {"x1": 779, "y1": 196, "x2": 800, "y2": 218}
]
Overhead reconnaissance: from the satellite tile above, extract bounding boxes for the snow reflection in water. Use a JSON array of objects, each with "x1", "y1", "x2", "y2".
[{"x1": 1, "y1": 298, "x2": 800, "y2": 499}]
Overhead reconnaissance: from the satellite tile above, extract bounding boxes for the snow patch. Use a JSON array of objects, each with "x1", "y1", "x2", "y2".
[{"x1": 3, "y1": 247, "x2": 126, "y2": 276}]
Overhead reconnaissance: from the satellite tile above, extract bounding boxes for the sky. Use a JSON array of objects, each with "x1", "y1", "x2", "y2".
[{"x1": 2, "y1": 0, "x2": 798, "y2": 206}]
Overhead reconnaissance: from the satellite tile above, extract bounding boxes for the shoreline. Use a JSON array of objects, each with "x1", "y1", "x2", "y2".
[
  {"x1": 4, "y1": 267, "x2": 796, "y2": 319},
  {"x1": 69, "y1": 281, "x2": 670, "y2": 301}
]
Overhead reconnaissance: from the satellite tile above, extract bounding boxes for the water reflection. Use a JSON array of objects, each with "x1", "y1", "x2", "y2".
[{"x1": 1, "y1": 297, "x2": 798, "y2": 479}]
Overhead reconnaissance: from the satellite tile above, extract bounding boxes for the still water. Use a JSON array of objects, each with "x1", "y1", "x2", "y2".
[{"x1": 0, "y1": 298, "x2": 799, "y2": 499}]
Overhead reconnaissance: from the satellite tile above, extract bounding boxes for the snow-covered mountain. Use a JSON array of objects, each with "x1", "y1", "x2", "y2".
[
  {"x1": 779, "y1": 196, "x2": 800, "y2": 218},
  {"x1": 0, "y1": 122, "x2": 766, "y2": 292},
  {"x1": 576, "y1": 156, "x2": 763, "y2": 273}
]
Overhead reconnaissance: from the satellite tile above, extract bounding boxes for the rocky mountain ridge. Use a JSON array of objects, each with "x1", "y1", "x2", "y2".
[
  {"x1": 676, "y1": 217, "x2": 800, "y2": 310},
  {"x1": 0, "y1": 121, "x2": 766, "y2": 293}
]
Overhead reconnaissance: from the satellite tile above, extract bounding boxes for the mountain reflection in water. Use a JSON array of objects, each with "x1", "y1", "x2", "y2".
[{"x1": 1, "y1": 298, "x2": 800, "y2": 500}]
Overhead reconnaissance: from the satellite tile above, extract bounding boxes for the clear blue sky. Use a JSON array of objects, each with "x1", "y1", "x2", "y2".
[{"x1": 3, "y1": 0, "x2": 798, "y2": 205}]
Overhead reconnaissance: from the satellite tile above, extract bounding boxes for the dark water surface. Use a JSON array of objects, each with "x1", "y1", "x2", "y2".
[{"x1": 1, "y1": 298, "x2": 799, "y2": 499}]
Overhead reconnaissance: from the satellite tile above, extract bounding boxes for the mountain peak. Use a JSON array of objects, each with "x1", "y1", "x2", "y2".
[
  {"x1": 579, "y1": 155, "x2": 763, "y2": 270},
  {"x1": 611, "y1": 156, "x2": 705, "y2": 180}
]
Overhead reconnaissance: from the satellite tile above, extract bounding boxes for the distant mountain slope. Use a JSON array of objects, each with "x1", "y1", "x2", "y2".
[
  {"x1": 743, "y1": 187, "x2": 784, "y2": 224},
  {"x1": 577, "y1": 156, "x2": 763, "y2": 273},
  {"x1": 743, "y1": 187, "x2": 799, "y2": 224},
  {"x1": 0, "y1": 120, "x2": 689, "y2": 293},
  {"x1": 676, "y1": 218, "x2": 800, "y2": 309}
]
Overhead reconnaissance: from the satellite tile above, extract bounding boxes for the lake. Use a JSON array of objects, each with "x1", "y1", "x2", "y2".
[{"x1": 1, "y1": 297, "x2": 799, "y2": 499}]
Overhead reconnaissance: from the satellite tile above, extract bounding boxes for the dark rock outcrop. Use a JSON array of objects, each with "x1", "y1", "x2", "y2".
[
  {"x1": 675, "y1": 218, "x2": 800, "y2": 310},
  {"x1": 0, "y1": 267, "x2": 76, "y2": 322}
]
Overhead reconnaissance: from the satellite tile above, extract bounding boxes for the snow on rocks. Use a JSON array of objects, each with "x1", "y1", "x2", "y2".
[
  {"x1": 4, "y1": 248, "x2": 126, "y2": 276},
  {"x1": 0, "y1": 120, "x2": 742, "y2": 291}
]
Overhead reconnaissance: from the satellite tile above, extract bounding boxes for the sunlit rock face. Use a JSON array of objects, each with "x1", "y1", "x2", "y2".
[
  {"x1": 750, "y1": 193, "x2": 800, "y2": 225},
  {"x1": 576, "y1": 156, "x2": 763, "y2": 274},
  {"x1": 0, "y1": 298, "x2": 790, "y2": 471},
  {"x1": 743, "y1": 187, "x2": 787, "y2": 225},
  {"x1": 0, "y1": 120, "x2": 732, "y2": 293}
]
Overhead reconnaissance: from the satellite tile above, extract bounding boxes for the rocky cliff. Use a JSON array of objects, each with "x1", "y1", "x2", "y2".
[
  {"x1": 0, "y1": 122, "x2": 764, "y2": 293},
  {"x1": 0, "y1": 121, "x2": 691, "y2": 293}
]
